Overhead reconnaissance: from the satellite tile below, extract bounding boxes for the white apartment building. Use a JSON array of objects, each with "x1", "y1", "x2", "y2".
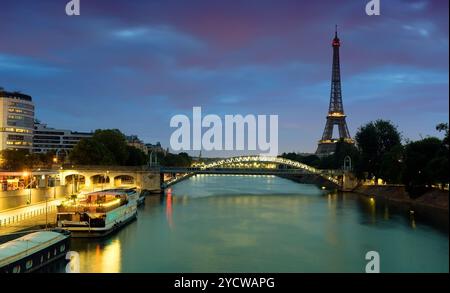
[
  {"x1": 0, "y1": 90, "x2": 35, "y2": 151},
  {"x1": 33, "y1": 122, "x2": 93, "y2": 156}
]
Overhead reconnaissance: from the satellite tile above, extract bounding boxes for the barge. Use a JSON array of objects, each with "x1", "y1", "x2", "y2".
[
  {"x1": 0, "y1": 229, "x2": 71, "y2": 273},
  {"x1": 57, "y1": 188, "x2": 138, "y2": 237}
]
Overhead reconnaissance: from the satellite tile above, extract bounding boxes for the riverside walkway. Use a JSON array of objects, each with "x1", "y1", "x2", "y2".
[{"x1": 0, "y1": 200, "x2": 60, "y2": 236}]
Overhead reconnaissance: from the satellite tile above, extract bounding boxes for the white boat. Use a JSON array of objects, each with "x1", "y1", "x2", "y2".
[
  {"x1": 0, "y1": 230, "x2": 71, "y2": 273},
  {"x1": 56, "y1": 188, "x2": 138, "y2": 237}
]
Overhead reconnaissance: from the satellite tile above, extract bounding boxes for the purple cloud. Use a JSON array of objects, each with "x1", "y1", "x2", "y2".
[{"x1": 0, "y1": 0, "x2": 448, "y2": 155}]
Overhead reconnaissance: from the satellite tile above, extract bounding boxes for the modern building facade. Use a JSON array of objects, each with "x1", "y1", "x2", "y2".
[
  {"x1": 33, "y1": 122, "x2": 93, "y2": 157},
  {"x1": 0, "y1": 90, "x2": 35, "y2": 151}
]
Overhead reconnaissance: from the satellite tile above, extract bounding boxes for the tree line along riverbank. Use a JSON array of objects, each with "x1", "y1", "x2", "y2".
[{"x1": 353, "y1": 185, "x2": 448, "y2": 231}]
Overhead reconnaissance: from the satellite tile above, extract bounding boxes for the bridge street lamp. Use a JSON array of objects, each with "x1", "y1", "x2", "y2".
[
  {"x1": 23, "y1": 171, "x2": 33, "y2": 205},
  {"x1": 101, "y1": 171, "x2": 110, "y2": 191}
]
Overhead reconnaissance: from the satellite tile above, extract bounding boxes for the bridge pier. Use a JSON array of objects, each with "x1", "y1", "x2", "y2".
[
  {"x1": 59, "y1": 167, "x2": 162, "y2": 194},
  {"x1": 341, "y1": 171, "x2": 359, "y2": 191}
]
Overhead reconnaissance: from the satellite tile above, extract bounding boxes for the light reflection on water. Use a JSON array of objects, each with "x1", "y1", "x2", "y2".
[{"x1": 52, "y1": 175, "x2": 447, "y2": 273}]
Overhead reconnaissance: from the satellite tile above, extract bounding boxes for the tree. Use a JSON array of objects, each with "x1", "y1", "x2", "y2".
[
  {"x1": 69, "y1": 129, "x2": 153, "y2": 166},
  {"x1": 69, "y1": 138, "x2": 115, "y2": 165},
  {"x1": 379, "y1": 144, "x2": 404, "y2": 184},
  {"x1": 301, "y1": 154, "x2": 321, "y2": 167},
  {"x1": 354, "y1": 120, "x2": 401, "y2": 181},
  {"x1": 1, "y1": 149, "x2": 28, "y2": 170},
  {"x1": 0, "y1": 149, "x2": 56, "y2": 170},
  {"x1": 178, "y1": 152, "x2": 192, "y2": 166},
  {"x1": 434, "y1": 122, "x2": 450, "y2": 186},
  {"x1": 403, "y1": 137, "x2": 447, "y2": 196},
  {"x1": 436, "y1": 123, "x2": 449, "y2": 150},
  {"x1": 279, "y1": 152, "x2": 321, "y2": 168},
  {"x1": 92, "y1": 129, "x2": 129, "y2": 165},
  {"x1": 126, "y1": 146, "x2": 148, "y2": 166},
  {"x1": 159, "y1": 152, "x2": 192, "y2": 167}
]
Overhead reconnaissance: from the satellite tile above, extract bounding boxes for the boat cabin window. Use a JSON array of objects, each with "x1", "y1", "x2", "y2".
[
  {"x1": 57, "y1": 213, "x2": 74, "y2": 221},
  {"x1": 26, "y1": 260, "x2": 33, "y2": 269}
]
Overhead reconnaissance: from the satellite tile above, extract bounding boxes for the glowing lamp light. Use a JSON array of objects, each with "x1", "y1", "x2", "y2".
[{"x1": 102, "y1": 199, "x2": 121, "y2": 208}]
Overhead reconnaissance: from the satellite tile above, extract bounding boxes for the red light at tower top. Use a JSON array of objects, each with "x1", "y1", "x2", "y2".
[{"x1": 332, "y1": 24, "x2": 340, "y2": 47}]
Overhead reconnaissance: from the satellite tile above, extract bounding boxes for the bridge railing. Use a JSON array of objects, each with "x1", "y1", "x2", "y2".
[
  {"x1": 158, "y1": 156, "x2": 343, "y2": 186},
  {"x1": 61, "y1": 164, "x2": 149, "y2": 171}
]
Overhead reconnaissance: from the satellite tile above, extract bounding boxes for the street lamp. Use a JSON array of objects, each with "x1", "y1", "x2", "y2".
[
  {"x1": 72, "y1": 174, "x2": 75, "y2": 194},
  {"x1": 23, "y1": 171, "x2": 32, "y2": 205},
  {"x1": 41, "y1": 175, "x2": 48, "y2": 229},
  {"x1": 53, "y1": 174, "x2": 57, "y2": 199},
  {"x1": 102, "y1": 171, "x2": 109, "y2": 191}
]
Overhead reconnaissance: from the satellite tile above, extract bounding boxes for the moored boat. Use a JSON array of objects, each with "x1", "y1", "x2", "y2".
[
  {"x1": 137, "y1": 190, "x2": 146, "y2": 206},
  {"x1": 0, "y1": 229, "x2": 71, "y2": 273},
  {"x1": 57, "y1": 188, "x2": 138, "y2": 238}
]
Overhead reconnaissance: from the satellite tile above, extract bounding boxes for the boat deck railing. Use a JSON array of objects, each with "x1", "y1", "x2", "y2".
[{"x1": 57, "y1": 201, "x2": 126, "y2": 214}]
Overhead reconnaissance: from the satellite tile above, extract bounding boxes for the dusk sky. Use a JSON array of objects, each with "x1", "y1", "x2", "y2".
[{"x1": 1, "y1": 0, "x2": 448, "y2": 156}]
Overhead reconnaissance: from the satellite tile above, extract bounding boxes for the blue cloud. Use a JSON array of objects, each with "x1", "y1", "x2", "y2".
[{"x1": 0, "y1": 54, "x2": 64, "y2": 76}]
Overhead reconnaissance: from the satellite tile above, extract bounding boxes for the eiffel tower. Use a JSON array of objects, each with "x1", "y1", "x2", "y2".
[{"x1": 316, "y1": 26, "x2": 354, "y2": 156}]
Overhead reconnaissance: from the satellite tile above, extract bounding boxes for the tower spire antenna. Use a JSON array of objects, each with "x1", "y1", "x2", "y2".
[{"x1": 335, "y1": 24, "x2": 338, "y2": 38}]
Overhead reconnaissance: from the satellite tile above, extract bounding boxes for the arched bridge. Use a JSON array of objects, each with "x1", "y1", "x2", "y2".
[
  {"x1": 55, "y1": 156, "x2": 351, "y2": 194},
  {"x1": 160, "y1": 156, "x2": 341, "y2": 187},
  {"x1": 59, "y1": 165, "x2": 161, "y2": 193}
]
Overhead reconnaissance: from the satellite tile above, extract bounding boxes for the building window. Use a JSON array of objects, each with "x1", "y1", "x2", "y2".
[
  {"x1": 8, "y1": 108, "x2": 34, "y2": 116},
  {"x1": 7, "y1": 135, "x2": 25, "y2": 141},
  {"x1": 0, "y1": 127, "x2": 33, "y2": 134}
]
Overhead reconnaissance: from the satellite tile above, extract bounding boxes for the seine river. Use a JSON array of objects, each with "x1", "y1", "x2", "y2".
[{"x1": 50, "y1": 175, "x2": 448, "y2": 273}]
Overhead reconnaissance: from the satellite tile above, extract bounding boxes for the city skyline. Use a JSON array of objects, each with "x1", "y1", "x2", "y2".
[{"x1": 0, "y1": 0, "x2": 448, "y2": 156}]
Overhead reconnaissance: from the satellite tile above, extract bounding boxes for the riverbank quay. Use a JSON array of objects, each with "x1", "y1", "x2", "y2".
[
  {"x1": 278, "y1": 174, "x2": 340, "y2": 190},
  {"x1": 0, "y1": 200, "x2": 59, "y2": 242},
  {"x1": 162, "y1": 172, "x2": 195, "y2": 190},
  {"x1": 353, "y1": 185, "x2": 448, "y2": 230},
  {"x1": 280, "y1": 174, "x2": 448, "y2": 230}
]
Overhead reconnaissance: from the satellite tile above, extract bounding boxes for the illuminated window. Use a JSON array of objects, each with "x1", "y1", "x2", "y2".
[
  {"x1": 0, "y1": 127, "x2": 33, "y2": 133},
  {"x1": 12, "y1": 265, "x2": 21, "y2": 273}
]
